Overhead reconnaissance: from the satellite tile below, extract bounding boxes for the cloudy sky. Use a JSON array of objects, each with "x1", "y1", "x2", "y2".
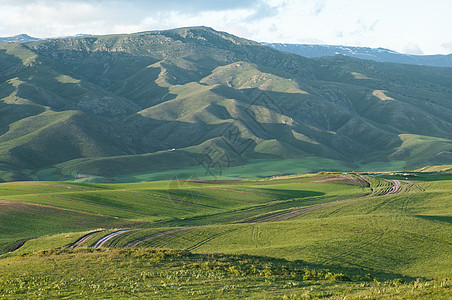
[{"x1": 1, "y1": 0, "x2": 451, "y2": 55}]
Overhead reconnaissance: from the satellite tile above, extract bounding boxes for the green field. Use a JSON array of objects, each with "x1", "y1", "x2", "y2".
[
  {"x1": 0, "y1": 169, "x2": 451, "y2": 298},
  {"x1": 32, "y1": 157, "x2": 409, "y2": 183}
]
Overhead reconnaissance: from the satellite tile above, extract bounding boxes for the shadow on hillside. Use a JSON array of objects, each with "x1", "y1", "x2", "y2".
[
  {"x1": 382, "y1": 173, "x2": 452, "y2": 182},
  {"x1": 205, "y1": 252, "x2": 420, "y2": 282},
  {"x1": 226, "y1": 252, "x2": 421, "y2": 282},
  {"x1": 415, "y1": 215, "x2": 452, "y2": 224},
  {"x1": 249, "y1": 188, "x2": 324, "y2": 200}
]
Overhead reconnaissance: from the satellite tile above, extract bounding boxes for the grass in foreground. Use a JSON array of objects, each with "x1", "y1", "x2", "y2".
[{"x1": 0, "y1": 248, "x2": 450, "y2": 299}]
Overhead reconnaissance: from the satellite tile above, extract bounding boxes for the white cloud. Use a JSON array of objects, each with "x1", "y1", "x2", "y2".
[
  {"x1": 0, "y1": 1, "x2": 110, "y2": 37},
  {"x1": 403, "y1": 43, "x2": 424, "y2": 55},
  {"x1": 441, "y1": 42, "x2": 452, "y2": 53}
]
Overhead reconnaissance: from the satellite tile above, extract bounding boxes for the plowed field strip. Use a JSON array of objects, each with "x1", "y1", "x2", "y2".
[
  {"x1": 127, "y1": 191, "x2": 217, "y2": 208},
  {"x1": 125, "y1": 228, "x2": 193, "y2": 248},
  {"x1": 70, "y1": 230, "x2": 103, "y2": 248},
  {"x1": 248, "y1": 199, "x2": 353, "y2": 223}
]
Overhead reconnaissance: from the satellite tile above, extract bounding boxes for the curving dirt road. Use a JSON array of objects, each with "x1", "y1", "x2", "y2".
[
  {"x1": 385, "y1": 180, "x2": 400, "y2": 195},
  {"x1": 69, "y1": 230, "x2": 103, "y2": 249},
  {"x1": 92, "y1": 230, "x2": 132, "y2": 248}
]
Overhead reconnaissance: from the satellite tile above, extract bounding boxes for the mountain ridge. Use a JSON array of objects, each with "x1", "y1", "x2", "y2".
[
  {"x1": 1, "y1": 26, "x2": 452, "y2": 182},
  {"x1": 0, "y1": 34, "x2": 41, "y2": 43},
  {"x1": 262, "y1": 42, "x2": 452, "y2": 67}
]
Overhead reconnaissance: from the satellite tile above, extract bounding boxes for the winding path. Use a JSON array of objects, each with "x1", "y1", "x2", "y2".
[
  {"x1": 385, "y1": 180, "x2": 400, "y2": 195},
  {"x1": 92, "y1": 230, "x2": 132, "y2": 248},
  {"x1": 69, "y1": 230, "x2": 103, "y2": 248}
]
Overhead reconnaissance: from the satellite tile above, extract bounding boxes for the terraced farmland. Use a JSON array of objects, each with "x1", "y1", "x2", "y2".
[{"x1": 0, "y1": 170, "x2": 451, "y2": 298}]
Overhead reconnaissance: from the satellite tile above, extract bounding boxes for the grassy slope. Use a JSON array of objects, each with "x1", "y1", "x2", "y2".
[
  {"x1": 0, "y1": 171, "x2": 451, "y2": 298},
  {"x1": 0, "y1": 172, "x2": 450, "y2": 271},
  {"x1": 130, "y1": 180, "x2": 451, "y2": 279}
]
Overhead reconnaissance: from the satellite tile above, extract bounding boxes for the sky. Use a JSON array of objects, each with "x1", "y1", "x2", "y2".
[{"x1": 0, "y1": 0, "x2": 451, "y2": 55}]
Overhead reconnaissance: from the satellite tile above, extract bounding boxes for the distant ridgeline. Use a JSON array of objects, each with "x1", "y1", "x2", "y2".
[
  {"x1": 0, "y1": 34, "x2": 40, "y2": 43},
  {"x1": 262, "y1": 42, "x2": 452, "y2": 67},
  {"x1": 1, "y1": 26, "x2": 452, "y2": 182}
]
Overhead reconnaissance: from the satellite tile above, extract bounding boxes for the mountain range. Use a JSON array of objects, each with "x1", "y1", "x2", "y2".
[
  {"x1": 3, "y1": 34, "x2": 451, "y2": 68},
  {"x1": 263, "y1": 43, "x2": 452, "y2": 67},
  {"x1": 0, "y1": 34, "x2": 40, "y2": 44},
  {"x1": 1, "y1": 26, "x2": 452, "y2": 182}
]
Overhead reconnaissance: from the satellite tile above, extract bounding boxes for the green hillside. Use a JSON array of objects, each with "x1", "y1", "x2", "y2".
[
  {"x1": 1, "y1": 27, "x2": 452, "y2": 181},
  {"x1": 0, "y1": 170, "x2": 451, "y2": 298}
]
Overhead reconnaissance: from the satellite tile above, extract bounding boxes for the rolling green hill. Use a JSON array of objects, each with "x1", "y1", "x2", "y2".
[
  {"x1": 0, "y1": 170, "x2": 451, "y2": 298},
  {"x1": 1, "y1": 26, "x2": 452, "y2": 181}
]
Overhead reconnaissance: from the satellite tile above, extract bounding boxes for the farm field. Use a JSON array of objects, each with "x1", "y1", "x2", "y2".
[
  {"x1": 31, "y1": 157, "x2": 408, "y2": 183},
  {"x1": 0, "y1": 169, "x2": 451, "y2": 298}
]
